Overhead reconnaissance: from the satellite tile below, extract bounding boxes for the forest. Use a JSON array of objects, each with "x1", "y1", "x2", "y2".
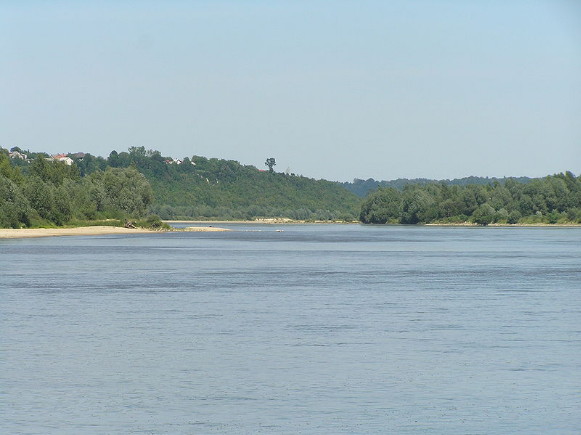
[
  {"x1": 0, "y1": 146, "x2": 359, "y2": 227},
  {"x1": 342, "y1": 175, "x2": 534, "y2": 197},
  {"x1": 90, "y1": 147, "x2": 360, "y2": 221},
  {"x1": 0, "y1": 149, "x2": 154, "y2": 228},
  {"x1": 359, "y1": 173, "x2": 581, "y2": 225},
  {"x1": 1, "y1": 146, "x2": 580, "y2": 228}
]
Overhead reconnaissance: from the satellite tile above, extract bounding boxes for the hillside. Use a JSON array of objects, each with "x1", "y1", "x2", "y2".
[
  {"x1": 4, "y1": 147, "x2": 360, "y2": 221},
  {"x1": 4, "y1": 146, "x2": 579, "y2": 226},
  {"x1": 142, "y1": 156, "x2": 360, "y2": 220}
]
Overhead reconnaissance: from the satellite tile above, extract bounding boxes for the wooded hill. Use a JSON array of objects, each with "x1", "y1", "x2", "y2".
[
  {"x1": 0, "y1": 150, "x2": 154, "y2": 228},
  {"x1": 2, "y1": 146, "x2": 360, "y2": 224},
  {"x1": 107, "y1": 147, "x2": 360, "y2": 220},
  {"x1": 2, "y1": 146, "x2": 579, "y2": 227}
]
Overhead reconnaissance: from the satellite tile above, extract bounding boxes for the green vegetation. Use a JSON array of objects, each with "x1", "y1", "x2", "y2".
[
  {"x1": 0, "y1": 149, "x2": 154, "y2": 228},
  {"x1": 342, "y1": 176, "x2": 533, "y2": 197},
  {"x1": 0, "y1": 146, "x2": 360, "y2": 227},
  {"x1": 100, "y1": 147, "x2": 360, "y2": 221},
  {"x1": 2, "y1": 145, "x2": 579, "y2": 228},
  {"x1": 359, "y1": 173, "x2": 581, "y2": 225}
]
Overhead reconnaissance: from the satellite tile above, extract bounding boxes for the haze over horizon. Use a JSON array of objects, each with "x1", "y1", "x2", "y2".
[{"x1": 2, "y1": 1, "x2": 580, "y2": 182}]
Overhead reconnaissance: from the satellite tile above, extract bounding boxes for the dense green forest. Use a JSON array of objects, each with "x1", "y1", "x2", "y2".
[
  {"x1": 98, "y1": 147, "x2": 359, "y2": 220},
  {"x1": 2, "y1": 146, "x2": 579, "y2": 228},
  {"x1": 0, "y1": 149, "x2": 154, "y2": 228},
  {"x1": 359, "y1": 173, "x2": 581, "y2": 225},
  {"x1": 0, "y1": 146, "x2": 360, "y2": 227},
  {"x1": 342, "y1": 176, "x2": 533, "y2": 197}
]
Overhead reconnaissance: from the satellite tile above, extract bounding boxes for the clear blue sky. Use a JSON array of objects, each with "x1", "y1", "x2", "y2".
[{"x1": 2, "y1": 0, "x2": 580, "y2": 181}]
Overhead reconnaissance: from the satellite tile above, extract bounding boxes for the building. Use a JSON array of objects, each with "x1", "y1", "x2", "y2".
[{"x1": 52, "y1": 154, "x2": 74, "y2": 166}]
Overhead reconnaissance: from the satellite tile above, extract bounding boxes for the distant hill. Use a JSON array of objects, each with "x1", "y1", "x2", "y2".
[
  {"x1": 4, "y1": 146, "x2": 578, "y2": 226},
  {"x1": 76, "y1": 147, "x2": 361, "y2": 220},
  {"x1": 340, "y1": 176, "x2": 534, "y2": 197},
  {"x1": 4, "y1": 146, "x2": 361, "y2": 221}
]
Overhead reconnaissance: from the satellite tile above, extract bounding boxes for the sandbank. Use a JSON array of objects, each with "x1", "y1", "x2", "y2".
[
  {"x1": 0, "y1": 225, "x2": 235, "y2": 239},
  {"x1": 183, "y1": 226, "x2": 231, "y2": 232},
  {"x1": 0, "y1": 226, "x2": 158, "y2": 239}
]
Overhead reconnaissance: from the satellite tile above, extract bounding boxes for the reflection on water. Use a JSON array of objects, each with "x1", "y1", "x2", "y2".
[{"x1": 1, "y1": 225, "x2": 580, "y2": 433}]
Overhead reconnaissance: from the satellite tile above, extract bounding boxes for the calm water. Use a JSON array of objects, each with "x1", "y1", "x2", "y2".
[{"x1": 1, "y1": 224, "x2": 580, "y2": 434}]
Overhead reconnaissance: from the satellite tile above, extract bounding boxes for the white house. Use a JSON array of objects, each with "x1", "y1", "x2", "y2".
[{"x1": 52, "y1": 154, "x2": 74, "y2": 165}]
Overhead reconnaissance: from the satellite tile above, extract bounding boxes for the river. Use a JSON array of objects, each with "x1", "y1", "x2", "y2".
[{"x1": 1, "y1": 224, "x2": 580, "y2": 433}]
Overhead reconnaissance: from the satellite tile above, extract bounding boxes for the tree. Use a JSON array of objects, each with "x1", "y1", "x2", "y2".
[
  {"x1": 92, "y1": 167, "x2": 153, "y2": 216},
  {"x1": 265, "y1": 158, "x2": 276, "y2": 173},
  {"x1": 0, "y1": 174, "x2": 31, "y2": 228},
  {"x1": 30, "y1": 156, "x2": 80, "y2": 186},
  {"x1": 360, "y1": 187, "x2": 402, "y2": 223},
  {"x1": 472, "y1": 203, "x2": 495, "y2": 226},
  {"x1": 400, "y1": 189, "x2": 438, "y2": 224}
]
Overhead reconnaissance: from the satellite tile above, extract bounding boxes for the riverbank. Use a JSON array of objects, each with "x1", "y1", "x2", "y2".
[
  {"x1": 164, "y1": 218, "x2": 356, "y2": 224},
  {"x1": 167, "y1": 219, "x2": 580, "y2": 227},
  {"x1": 0, "y1": 225, "x2": 235, "y2": 239},
  {"x1": 0, "y1": 226, "x2": 159, "y2": 239},
  {"x1": 1, "y1": 221, "x2": 578, "y2": 239}
]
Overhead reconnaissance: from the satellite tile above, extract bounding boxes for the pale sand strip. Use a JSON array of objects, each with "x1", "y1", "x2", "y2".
[
  {"x1": 184, "y1": 226, "x2": 231, "y2": 232},
  {"x1": 0, "y1": 225, "x2": 232, "y2": 239},
  {"x1": 0, "y1": 226, "x2": 157, "y2": 239}
]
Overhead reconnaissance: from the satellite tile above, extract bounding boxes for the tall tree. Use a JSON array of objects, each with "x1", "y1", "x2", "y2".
[{"x1": 265, "y1": 158, "x2": 276, "y2": 173}]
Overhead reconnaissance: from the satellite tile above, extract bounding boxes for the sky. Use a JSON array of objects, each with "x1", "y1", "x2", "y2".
[{"x1": 2, "y1": 0, "x2": 580, "y2": 182}]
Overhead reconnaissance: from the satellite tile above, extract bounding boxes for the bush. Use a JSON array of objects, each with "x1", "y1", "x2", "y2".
[
  {"x1": 135, "y1": 214, "x2": 170, "y2": 230},
  {"x1": 472, "y1": 204, "x2": 495, "y2": 226},
  {"x1": 507, "y1": 210, "x2": 521, "y2": 224}
]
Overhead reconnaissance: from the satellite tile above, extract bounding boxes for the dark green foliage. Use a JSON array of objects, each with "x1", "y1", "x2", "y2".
[
  {"x1": 2, "y1": 145, "x2": 578, "y2": 227},
  {"x1": 358, "y1": 187, "x2": 402, "y2": 223},
  {"x1": 1, "y1": 153, "x2": 25, "y2": 184},
  {"x1": 342, "y1": 176, "x2": 534, "y2": 197},
  {"x1": 472, "y1": 204, "x2": 495, "y2": 226},
  {"x1": 401, "y1": 188, "x2": 438, "y2": 224},
  {"x1": 92, "y1": 167, "x2": 153, "y2": 217},
  {"x1": 0, "y1": 174, "x2": 32, "y2": 228},
  {"x1": 127, "y1": 153, "x2": 359, "y2": 220},
  {"x1": 0, "y1": 146, "x2": 359, "y2": 225},
  {"x1": 134, "y1": 214, "x2": 170, "y2": 230},
  {"x1": 72, "y1": 153, "x2": 108, "y2": 176},
  {"x1": 360, "y1": 173, "x2": 581, "y2": 225},
  {"x1": 30, "y1": 156, "x2": 80, "y2": 185},
  {"x1": 0, "y1": 147, "x2": 157, "y2": 227},
  {"x1": 265, "y1": 157, "x2": 276, "y2": 173}
]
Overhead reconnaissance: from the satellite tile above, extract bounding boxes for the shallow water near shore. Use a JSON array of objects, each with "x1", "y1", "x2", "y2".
[{"x1": 1, "y1": 224, "x2": 580, "y2": 433}]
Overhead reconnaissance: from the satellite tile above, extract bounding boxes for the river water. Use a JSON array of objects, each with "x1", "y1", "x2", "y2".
[{"x1": 1, "y1": 224, "x2": 580, "y2": 434}]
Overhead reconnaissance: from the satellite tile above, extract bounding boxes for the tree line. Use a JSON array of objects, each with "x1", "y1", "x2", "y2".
[
  {"x1": 341, "y1": 175, "x2": 534, "y2": 197},
  {"x1": 359, "y1": 172, "x2": 581, "y2": 225},
  {"x1": 0, "y1": 150, "x2": 153, "y2": 228},
  {"x1": 77, "y1": 146, "x2": 361, "y2": 221},
  {"x1": 3, "y1": 145, "x2": 579, "y2": 227},
  {"x1": 1, "y1": 146, "x2": 360, "y2": 226}
]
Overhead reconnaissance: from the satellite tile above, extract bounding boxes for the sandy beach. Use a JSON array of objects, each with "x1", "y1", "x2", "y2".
[
  {"x1": 183, "y1": 226, "x2": 231, "y2": 232},
  {"x1": 1, "y1": 222, "x2": 577, "y2": 239},
  {"x1": 0, "y1": 226, "x2": 159, "y2": 239},
  {"x1": 0, "y1": 225, "x2": 234, "y2": 239}
]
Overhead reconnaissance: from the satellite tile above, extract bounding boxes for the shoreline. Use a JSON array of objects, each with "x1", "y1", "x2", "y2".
[
  {"x1": 1, "y1": 221, "x2": 579, "y2": 240},
  {"x1": 164, "y1": 218, "x2": 356, "y2": 224},
  {"x1": 0, "y1": 226, "x2": 158, "y2": 239},
  {"x1": 0, "y1": 225, "x2": 234, "y2": 239},
  {"x1": 166, "y1": 219, "x2": 580, "y2": 227}
]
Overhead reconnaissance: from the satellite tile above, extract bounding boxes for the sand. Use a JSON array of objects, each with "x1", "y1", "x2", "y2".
[
  {"x1": 184, "y1": 226, "x2": 231, "y2": 232},
  {"x1": 0, "y1": 226, "x2": 159, "y2": 239},
  {"x1": 0, "y1": 225, "x2": 234, "y2": 239}
]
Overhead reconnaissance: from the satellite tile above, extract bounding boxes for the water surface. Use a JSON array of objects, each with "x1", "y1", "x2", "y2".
[{"x1": 1, "y1": 225, "x2": 580, "y2": 433}]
